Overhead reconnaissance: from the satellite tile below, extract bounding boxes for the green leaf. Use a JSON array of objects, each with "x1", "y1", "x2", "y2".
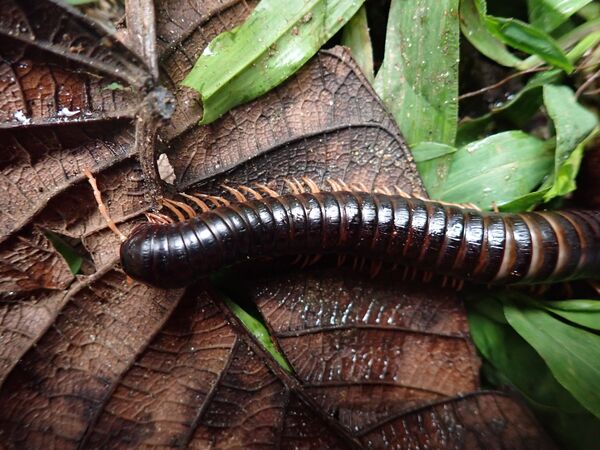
[
  {"x1": 428, "y1": 131, "x2": 554, "y2": 209},
  {"x1": 542, "y1": 141, "x2": 585, "y2": 201},
  {"x1": 412, "y1": 141, "x2": 457, "y2": 163},
  {"x1": 469, "y1": 304, "x2": 584, "y2": 414},
  {"x1": 374, "y1": 0, "x2": 459, "y2": 146},
  {"x1": 501, "y1": 85, "x2": 598, "y2": 210},
  {"x1": 467, "y1": 293, "x2": 600, "y2": 450},
  {"x1": 341, "y1": 6, "x2": 374, "y2": 83},
  {"x1": 546, "y1": 88, "x2": 597, "y2": 158},
  {"x1": 44, "y1": 231, "x2": 83, "y2": 275},
  {"x1": 460, "y1": 0, "x2": 523, "y2": 67},
  {"x1": 541, "y1": 300, "x2": 600, "y2": 331},
  {"x1": 504, "y1": 298, "x2": 600, "y2": 419},
  {"x1": 182, "y1": 0, "x2": 364, "y2": 124},
  {"x1": 544, "y1": 84, "x2": 597, "y2": 175},
  {"x1": 103, "y1": 82, "x2": 127, "y2": 91},
  {"x1": 578, "y1": 2, "x2": 600, "y2": 20},
  {"x1": 528, "y1": 0, "x2": 594, "y2": 33},
  {"x1": 457, "y1": 27, "x2": 600, "y2": 146},
  {"x1": 457, "y1": 69, "x2": 563, "y2": 146},
  {"x1": 223, "y1": 297, "x2": 292, "y2": 372},
  {"x1": 412, "y1": 142, "x2": 457, "y2": 195},
  {"x1": 485, "y1": 16, "x2": 573, "y2": 72}
]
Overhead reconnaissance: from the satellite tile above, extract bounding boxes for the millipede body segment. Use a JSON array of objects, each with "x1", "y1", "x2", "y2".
[{"x1": 119, "y1": 189, "x2": 600, "y2": 289}]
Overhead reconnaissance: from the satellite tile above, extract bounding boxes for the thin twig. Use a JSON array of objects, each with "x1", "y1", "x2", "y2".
[
  {"x1": 576, "y1": 68, "x2": 600, "y2": 98},
  {"x1": 459, "y1": 60, "x2": 600, "y2": 101},
  {"x1": 583, "y1": 87, "x2": 600, "y2": 96},
  {"x1": 458, "y1": 67, "x2": 547, "y2": 101}
]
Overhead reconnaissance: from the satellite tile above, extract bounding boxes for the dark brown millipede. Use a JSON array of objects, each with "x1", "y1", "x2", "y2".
[{"x1": 110, "y1": 178, "x2": 600, "y2": 289}]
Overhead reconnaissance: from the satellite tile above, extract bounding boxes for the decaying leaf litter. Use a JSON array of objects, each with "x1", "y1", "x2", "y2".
[{"x1": 1, "y1": 0, "x2": 599, "y2": 448}]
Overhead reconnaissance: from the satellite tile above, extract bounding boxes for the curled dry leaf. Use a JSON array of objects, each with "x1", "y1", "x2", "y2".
[{"x1": 0, "y1": 0, "x2": 556, "y2": 448}]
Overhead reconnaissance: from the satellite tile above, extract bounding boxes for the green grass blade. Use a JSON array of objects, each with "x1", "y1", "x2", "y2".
[
  {"x1": 427, "y1": 131, "x2": 554, "y2": 209},
  {"x1": 467, "y1": 293, "x2": 600, "y2": 450},
  {"x1": 412, "y1": 142, "x2": 457, "y2": 163},
  {"x1": 374, "y1": 0, "x2": 459, "y2": 146},
  {"x1": 501, "y1": 85, "x2": 598, "y2": 211},
  {"x1": 341, "y1": 6, "x2": 374, "y2": 82},
  {"x1": 528, "y1": 0, "x2": 594, "y2": 33},
  {"x1": 182, "y1": 0, "x2": 364, "y2": 124},
  {"x1": 223, "y1": 297, "x2": 292, "y2": 372},
  {"x1": 412, "y1": 142, "x2": 457, "y2": 195},
  {"x1": 460, "y1": 0, "x2": 522, "y2": 67},
  {"x1": 485, "y1": 16, "x2": 573, "y2": 72},
  {"x1": 541, "y1": 300, "x2": 600, "y2": 331},
  {"x1": 504, "y1": 297, "x2": 600, "y2": 420},
  {"x1": 45, "y1": 231, "x2": 83, "y2": 275},
  {"x1": 456, "y1": 69, "x2": 563, "y2": 146},
  {"x1": 544, "y1": 84, "x2": 597, "y2": 179}
]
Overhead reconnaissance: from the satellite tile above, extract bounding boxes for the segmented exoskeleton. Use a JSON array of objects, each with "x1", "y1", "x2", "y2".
[{"x1": 113, "y1": 178, "x2": 600, "y2": 289}]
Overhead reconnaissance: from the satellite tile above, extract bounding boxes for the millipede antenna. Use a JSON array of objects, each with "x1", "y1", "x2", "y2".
[{"x1": 83, "y1": 168, "x2": 126, "y2": 242}]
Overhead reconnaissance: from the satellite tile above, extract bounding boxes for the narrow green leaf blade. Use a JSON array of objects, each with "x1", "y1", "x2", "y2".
[
  {"x1": 341, "y1": 5, "x2": 374, "y2": 82},
  {"x1": 412, "y1": 141, "x2": 457, "y2": 163},
  {"x1": 485, "y1": 16, "x2": 574, "y2": 72},
  {"x1": 528, "y1": 0, "x2": 594, "y2": 33},
  {"x1": 467, "y1": 293, "x2": 600, "y2": 450},
  {"x1": 542, "y1": 300, "x2": 600, "y2": 331},
  {"x1": 544, "y1": 84, "x2": 597, "y2": 174},
  {"x1": 182, "y1": 0, "x2": 364, "y2": 124},
  {"x1": 504, "y1": 299, "x2": 600, "y2": 419},
  {"x1": 374, "y1": 0, "x2": 459, "y2": 146},
  {"x1": 456, "y1": 69, "x2": 563, "y2": 146},
  {"x1": 469, "y1": 303, "x2": 584, "y2": 414},
  {"x1": 460, "y1": 0, "x2": 522, "y2": 67},
  {"x1": 501, "y1": 85, "x2": 598, "y2": 210},
  {"x1": 546, "y1": 87, "x2": 597, "y2": 162},
  {"x1": 223, "y1": 297, "x2": 292, "y2": 372},
  {"x1": 457, "y1": 29, "x2": 600, "y2": 146},
  {"x1": 429, "y1": 131, "x2": 554, "y2": 209},
  {"x1": 45, "y1": 231, "x2": 83, "y2": 275},
  {"x1": 412, "y1": 142, "x2": 457, "y2": 195}
]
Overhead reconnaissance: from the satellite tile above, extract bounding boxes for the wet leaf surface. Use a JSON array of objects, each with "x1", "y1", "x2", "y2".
[
  {"x1": 0, "y1": 0, "x2": 556, "y2": 447},
  {"x1": 245, "y1": 269, "x2": 480, "y2": 431}
]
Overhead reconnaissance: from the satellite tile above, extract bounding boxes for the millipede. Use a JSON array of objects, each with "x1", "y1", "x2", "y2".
[{"x1": 84, "y1": 171, "x2": 600, "y2": 289}]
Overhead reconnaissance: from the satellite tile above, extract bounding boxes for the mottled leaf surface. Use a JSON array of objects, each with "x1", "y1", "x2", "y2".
[{"x1": 0, "y1": 0, "x2": 556, "y2": 448}]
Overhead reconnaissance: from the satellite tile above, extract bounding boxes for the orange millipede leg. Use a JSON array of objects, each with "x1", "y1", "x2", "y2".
[
  {"x1": 222, "y1": 185, "x2": 248, "y2": 202},
  {"x1": 326, "y1": 178, "x2": 342, "y2": 192},
  {"x1": 255, "y1": 183, "x2": 279, "y2": 198},
  {"x1": 160, "y1": 198, "x2": 187, "y2": 221},
  {"x1": 239, "y1": 186, "x2": 263, "y2": 200},
  {"x1": 302, "y1": 177, "x2": 320, "y2": 194},
  {"x1": 180, "y1": 193, "x2": 210, "y2": 212},
  {"x1": 284, "y1": 178, "x2": 300, "y2": 194}
]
